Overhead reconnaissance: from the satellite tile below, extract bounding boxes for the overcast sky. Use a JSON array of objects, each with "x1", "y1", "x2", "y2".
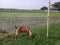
[{"x1": 0, "y1": 0, "x2": 60, "y2": 9}]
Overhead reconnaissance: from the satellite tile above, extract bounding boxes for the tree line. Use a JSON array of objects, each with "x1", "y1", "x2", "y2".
[{"x1": 40, "y1": 2, "x2": 60, "y2": 11}]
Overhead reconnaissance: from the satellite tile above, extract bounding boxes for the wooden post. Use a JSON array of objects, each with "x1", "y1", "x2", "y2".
[{"x1": 47, "y1": 0, "x2": 50, "y2": 38}]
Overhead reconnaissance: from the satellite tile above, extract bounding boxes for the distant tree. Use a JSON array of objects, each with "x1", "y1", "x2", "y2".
[
  {"x1": 0, "y1": 8, "x2": 4, "y2": 10},
  {"x1": 40, "y1": 6, "x2": 48, "y2": 10},
  {"x1": 52, "y1": 2, "x2": 60, "y2": 11}
]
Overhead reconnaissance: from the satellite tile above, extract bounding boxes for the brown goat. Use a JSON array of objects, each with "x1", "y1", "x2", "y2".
[
  {"x1": 15, "y1": 25, "x2": 34, "y2": 40},
  {"x1": 0, "y1": 29, "x2": 8, "y2": 34}
]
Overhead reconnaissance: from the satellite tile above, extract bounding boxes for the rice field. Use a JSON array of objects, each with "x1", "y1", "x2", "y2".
[{"x1": 0, "y1": 11, "x2": 60, "y2": 32}]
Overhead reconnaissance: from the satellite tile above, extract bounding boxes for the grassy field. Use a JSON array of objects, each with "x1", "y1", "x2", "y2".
[
  {"x1": 0, "y1": 21, "x2": 60, "y2": 45},
  {"x1": 0, "y1": 10, "x2": 60, "y2": 45}
]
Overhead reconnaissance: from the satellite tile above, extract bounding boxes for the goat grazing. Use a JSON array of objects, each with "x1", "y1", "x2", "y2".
[{"x1": 15, "y1": 25, "x2": 34, "y2": 40}]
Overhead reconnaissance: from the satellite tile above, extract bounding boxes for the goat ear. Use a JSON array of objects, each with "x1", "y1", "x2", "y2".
[{"x1": 14, "y1": 25, "x2": 17, "y2": 29}]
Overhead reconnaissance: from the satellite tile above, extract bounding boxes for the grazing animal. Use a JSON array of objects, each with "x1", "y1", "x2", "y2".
[
  {"x1": 15, "y1": 25, "x2": 34, "y2": 40},
  {"x1": 0, "y1": 29, "x2": 8, "y2": 34}
]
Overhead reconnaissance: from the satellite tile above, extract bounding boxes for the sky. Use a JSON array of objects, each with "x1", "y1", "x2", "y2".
[{"x1": 0, "y1": 0, "x2": 60, "y2": 9}]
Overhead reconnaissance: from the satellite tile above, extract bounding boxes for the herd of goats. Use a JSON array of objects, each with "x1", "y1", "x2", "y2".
[{"x1": 0, "y1": 25, "x2": 35, "y2": 40}]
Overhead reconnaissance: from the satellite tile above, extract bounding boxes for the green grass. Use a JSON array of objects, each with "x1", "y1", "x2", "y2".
[
  {"x1": 50, "y1": 12, "x2": 60, "y2": 16},
  {"x1": 0, "y1": 10, "x2": 41, "y2": 13},
  {"x1": 0, "y1": 21, "x2": 60, "y2": 45},
  {"x1": 0, "y1": 10, "x2": 60, "y2": 17}
]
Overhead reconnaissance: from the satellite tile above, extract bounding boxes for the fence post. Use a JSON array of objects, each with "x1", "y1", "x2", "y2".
[{"x1": 47, "y1": 0, "x2": 50, "y2": 38}]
